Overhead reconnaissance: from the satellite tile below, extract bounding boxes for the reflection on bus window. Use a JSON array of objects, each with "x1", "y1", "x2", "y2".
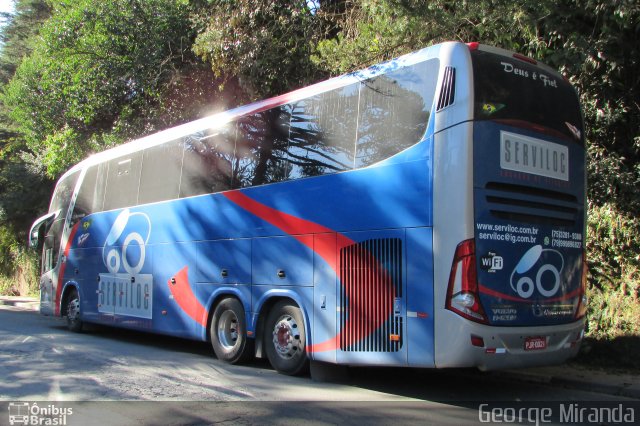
[
  {"x1": 139, "y1": 139, "x2": 183, "y2": 204},
  {"x1": 233, "y1": 108, "x2": 291, "y2": 188},
  {"x1": 43, "y1": 171, "x2": 79, "y2": 272},
  {"x1": 356, "y1": 59, "x2": 439, "y2": 167},
  {"x1": 104, "y1": 152, "x2": 142, "y2": 210},
  {"x1": 287, "y1": 83, "x2": 359, "y2": 179},
  {"x1": 181, "y1": 127, "x2": 235, "y2": 197}
]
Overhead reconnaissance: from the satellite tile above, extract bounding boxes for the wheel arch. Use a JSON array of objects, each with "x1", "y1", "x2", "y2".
[
  {"x1": 204, "y1": 287, "x2": 250, "y2": 342},
  {"x1": 253, "y1": 290, "x2": 311, "y2": 359},
  {"x1": 59, "y1": 281, "x2": 80, "y2": 318}
]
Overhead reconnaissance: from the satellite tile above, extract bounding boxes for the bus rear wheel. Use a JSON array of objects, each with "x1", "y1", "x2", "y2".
[
  {"x1": 210, "y1": 298, "x2": 251, "y2": 364},
  {"x1": 264, "y1": 301, "x2": 309, "y2": 376},
  {"x1": 66, "y1": 289, "x2": 83, "y2": 333}
]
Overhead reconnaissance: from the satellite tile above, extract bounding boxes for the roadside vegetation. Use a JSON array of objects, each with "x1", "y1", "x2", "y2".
[{"x1": 1, "y1": 1, "x2": 638, "y2": 367}]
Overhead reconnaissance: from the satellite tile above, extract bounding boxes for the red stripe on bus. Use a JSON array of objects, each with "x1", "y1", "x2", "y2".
[
  {"x1": 479, "y1": 284, "x2": 581, "y2": 303},
  {"x1": 167, "y1": 266, "x2": 208, "y2": 327}
]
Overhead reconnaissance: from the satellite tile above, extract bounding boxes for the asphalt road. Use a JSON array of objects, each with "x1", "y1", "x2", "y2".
[{"x1": 0, "y1": 305, "x2": 636, "y2": 425}]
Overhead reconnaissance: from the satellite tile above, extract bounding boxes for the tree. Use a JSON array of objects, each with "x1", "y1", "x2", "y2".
[
  {"x1": 0, "y1": 0, "x2": 53, "y2": 278},
  {"x1": 0, "y1": 0, "x2": 51, "y2": 85},
  {"x1": 192, "y1": 0, "x2": 325, "y2": 100},
  {"x1": 2, "y1": 0, "x2": 220, "y2": 177}
]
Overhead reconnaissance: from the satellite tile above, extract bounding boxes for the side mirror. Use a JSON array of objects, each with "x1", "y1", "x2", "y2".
[{"x1": 28, "y1": 211, "x2": 58, "y2": 249}]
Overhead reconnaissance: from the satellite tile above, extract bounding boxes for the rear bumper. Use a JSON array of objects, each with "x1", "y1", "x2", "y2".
[{"x1": 435, "y1": 310, "x2": 585, "y2": 370}]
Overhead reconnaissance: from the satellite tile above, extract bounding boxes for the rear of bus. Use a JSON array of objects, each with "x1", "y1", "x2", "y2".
[{"x1": 433, "y1": 43, "x2": 586, "y2": 370}]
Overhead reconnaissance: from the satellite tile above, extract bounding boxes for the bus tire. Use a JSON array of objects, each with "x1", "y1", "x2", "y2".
[
  {"x1": 66, "y1": 289, "x2": 83, "y2": 333},
  {"x1": 264, "y1": 300, "x2": 309, "y2": 376},
  {"x1": 210, "y1": 298, "x2": 250, "y2": 364}
]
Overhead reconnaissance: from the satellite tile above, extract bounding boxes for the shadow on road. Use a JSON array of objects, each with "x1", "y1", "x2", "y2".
[{"x1": 59, "y1": 319, "x2": 594, "y2": 405}]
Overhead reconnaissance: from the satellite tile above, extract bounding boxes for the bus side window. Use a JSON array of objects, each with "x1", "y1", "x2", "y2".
[
  {"x1": 139, "y1": 139, "x2": 183, "y2": 204},
  {"x1": 355, "y1": 58, "x2": 439, "y2": 168},
  {"x1": 181, "y1": 128, "x2": 234, "y2": 197},
  {"x1": 287, "y1": 83, "x2": 359, "y2": 179},
  {"x1": 103, "y1": 152, "x2": 142, "y2": 210},
  {"x1": 233, "y1": 107, "x2": 291, "y2": 188},
  {"x1": 72, "y1": 164, "x2": 106, "y2": 223}
]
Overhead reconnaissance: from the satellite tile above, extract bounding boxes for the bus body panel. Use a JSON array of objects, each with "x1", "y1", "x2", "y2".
[
  {"x1": 311, "y1": 232, "x2": 338, "y2": 364},
  {"x1": 406, "y1": 226, "x2": 435, "y2": 367},
  {"x1": 473, "y1": 121, "x2": 586, "y2": 327},
  {"x1": 252, "y1": 236, "x2": 314, "y2": 286},
  {"x1": 73, "y1": 247, "x2": 103, "y2": 324},
  {"x1": 432, "y1": 120, "x2": 476, "y2": 368},
  {"x1": 196, "y1": 239, "x2": 252, "y2": 284}
]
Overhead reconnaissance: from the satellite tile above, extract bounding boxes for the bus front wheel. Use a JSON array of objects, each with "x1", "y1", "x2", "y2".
[
  {"x1": 264, "y1": 301, "x2": 309, "y2": 375},
  {"x1": 210, "y1": 298, "x2": 251, "y2": 364},
  {"x1": 65, "y1": 289, "x2": 83, "y2": 333}
]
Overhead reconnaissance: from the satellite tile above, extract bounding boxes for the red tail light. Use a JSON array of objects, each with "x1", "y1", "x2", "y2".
[
  {"x1": 445, "y1": 239, "x2": 488, "y2": 323},
  {"x1": 575, "y1": 250, "x2": 588, "y2": 319},
  {"x1": 467, "y1": 42, "x2": 480, "y2": 51}
]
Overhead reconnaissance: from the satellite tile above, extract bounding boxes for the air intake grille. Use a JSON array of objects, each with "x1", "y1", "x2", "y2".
[
  {"x1": 437, "y1": 66, "x2": 456, "y2": 111},
  {"x1": 485, "y1": 182, "x2": 580, "y2": 227},
  {"x1": 339, "y1": 238, "x2": 403, "y2": 352}
]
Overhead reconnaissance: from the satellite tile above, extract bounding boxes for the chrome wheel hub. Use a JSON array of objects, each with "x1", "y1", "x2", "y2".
[
  {"x1": 272, "y1": 314, "x2": 302, "y2": 359},
  {"x1": 217, "y1": 310, "x2": 239, "y2": 349},
  {"x1": 67, "y1": 298, "x2": 80, "y2": 321}
]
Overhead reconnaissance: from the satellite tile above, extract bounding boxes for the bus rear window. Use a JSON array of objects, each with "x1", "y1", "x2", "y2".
[{"x1": 471, "y1": 50, "x2": 584, "y2": 144}]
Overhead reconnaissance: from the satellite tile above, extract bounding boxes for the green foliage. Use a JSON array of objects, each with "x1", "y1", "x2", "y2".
[
  {"x1": 192, "y1": 0, "x2": 323, "y2": 99},
  {"x1": 538, "y1": 1, "x2": 640, "y2": 217},
  {"x1": 0, "y1": 146, "x2": 50, "y2": 297},
  {"x1": 313, "y1": 0, "x2": 543, "y2": 74},
  {"x1": 0, "y1": 225, "x2": 20, "y2": 275},
  {"x1": 585, "y1": 203, "x2": 639, "y2": 345},
  {"x1": 0, "y1": 225, "x2": 39, "y2": 296},
  {"x1": 0, "y1": 148, "x2": 52, "y2": 235},
  {"x1": 586, "y1": 286, "x2": 640, "y2": 340},
  {"x1": 579, "y1": 278, "x2": 640, "y2": 371},
  {"x1": 0, "y1": 0, "x2": 52, "y2": 85},
  {"x1": 587, "y1": 203, "x2": 640, "y2": 292},
  {"x1": 2, "y1": 0, "x2": 209, "y2": 177},
  {"x1": 0, "y1": 1, "x2": 54, "y2": 298}
]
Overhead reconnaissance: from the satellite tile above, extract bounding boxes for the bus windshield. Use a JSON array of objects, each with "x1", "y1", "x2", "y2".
[{"x1": 472, "y1": 49, "x2": 584, "y2": 144}]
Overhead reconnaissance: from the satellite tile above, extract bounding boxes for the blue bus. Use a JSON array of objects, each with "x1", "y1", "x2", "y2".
[{"x1": 29, "y1": 42, "x2": 587, "y2": 375}]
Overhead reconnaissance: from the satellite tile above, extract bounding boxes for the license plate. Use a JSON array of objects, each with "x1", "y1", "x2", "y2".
[
  {"x1": 500, "y1": 131, "x2": 569, "y2": 181},
  {"x1": 524, "y1": 336, "x2": 547, "y2": 351}
]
